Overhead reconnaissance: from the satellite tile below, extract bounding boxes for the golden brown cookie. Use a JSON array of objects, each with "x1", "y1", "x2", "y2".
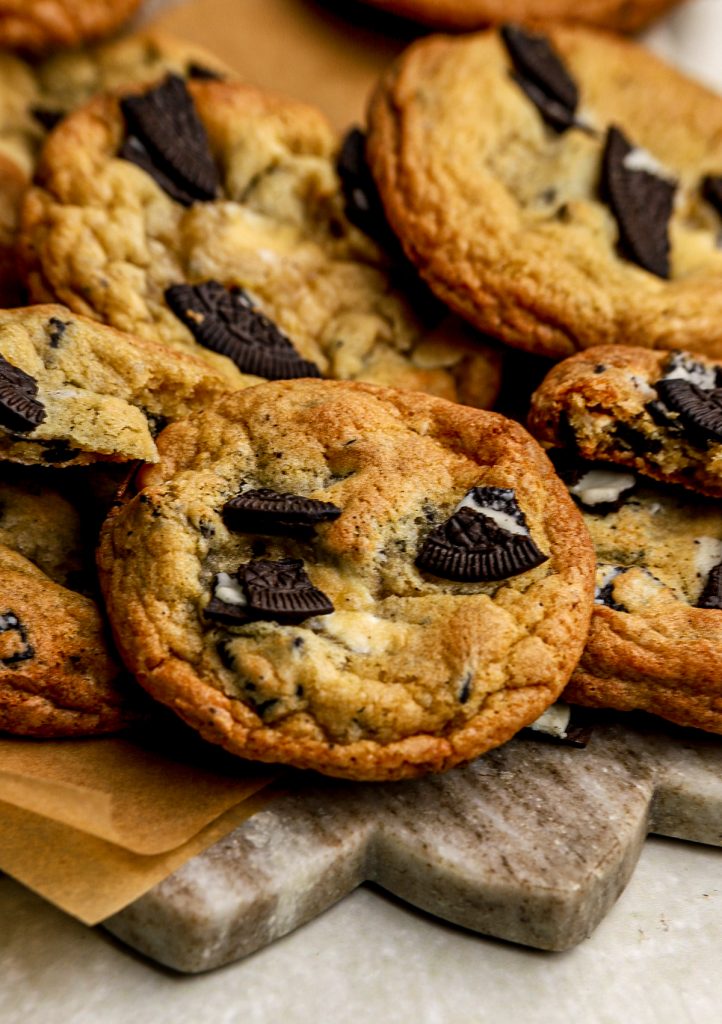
[
  {"x1": 367, "y1": 25, "x2": 722, "y2": 360},
  {"x1": 0, "y1": 304, "x2": 247, "y2": 469},
  {"x1": 19, "y1": 77, "x2": 502, "y2": 408},
  {"x1": 0, "y1": 0, "x2": 142, "y2": 55},
  {"x1": 98, "y1": 378, "x2": 595, "y2": 781},
  {"x1": 544, "y1": 457, "x2": 722, "y2": 735},
  {"x1": 528, "y1": 345, "x2": 722, "y2": 499},
  {"x1": 355, "y1": 0, "x2": 682, "y2": 33},
  {"x1": 0, "y1": 543, "x2": 139, "y2": 737}
]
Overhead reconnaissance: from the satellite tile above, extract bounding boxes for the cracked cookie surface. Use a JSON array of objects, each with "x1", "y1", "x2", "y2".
[
  {"x1": 20, "y1": 78, "x2": 501, "y2": 408},
  {"x1": 0, "y1": 304, "x2": 245, "y2": 468},
  {"x1": 529, "y1": 345, "x2": 722, "y2": 498},
  {"x1": 98, "y1": 378, "x2": 595, "y2": 780},
  {"x1": 367, "y1": 26, "x2": 722, "y2": 360}
]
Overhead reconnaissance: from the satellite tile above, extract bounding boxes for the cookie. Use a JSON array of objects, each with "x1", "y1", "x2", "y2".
[
  {"x1": 97, "y1": 378, "x2": 595, "y2": 781},
  {"x1": 0, "y1": 33, "x2": 234, "y2": 322},
  {"x1": 367, "y1": 25, "x2": 722, "y2": 360},
  {"x1": 528, "y1": 345, "x2": 722, "y2": 499},
  {"x1": 355, "y1": 0, "x2": 682, "y2": 32},
  {"x1": 0, "y1": 304, "x2": 246, "y2": 469},
  {"x1": 551, "y1": 457, "x2": 722, "y2": 735},
  {"x1": 20, "y1": 77, "x2": 502, "y2": 409},
  {"x1": 0, "y1": 543, "x2": 140, "y2": 737},
  {"x1": 0, "y1": 466, "x2": 86, "y2": 587},
  {"x1": 0, "y1": 0, "x2": 142, "y2": 54}
]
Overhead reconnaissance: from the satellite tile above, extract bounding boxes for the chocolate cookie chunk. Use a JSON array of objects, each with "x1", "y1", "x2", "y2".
[{"x1": 98, "y1": 378, "x2": 595, "y2": 781}]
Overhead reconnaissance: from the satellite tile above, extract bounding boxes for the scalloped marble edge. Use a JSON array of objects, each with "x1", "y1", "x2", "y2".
[{"x1": 103, "y1": 717, "x2": 722, "y2": 972}]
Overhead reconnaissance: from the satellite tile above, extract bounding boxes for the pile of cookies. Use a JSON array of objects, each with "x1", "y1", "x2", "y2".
[{"x1": 1, "y1": 0, "x2": 720, "y2": 782}]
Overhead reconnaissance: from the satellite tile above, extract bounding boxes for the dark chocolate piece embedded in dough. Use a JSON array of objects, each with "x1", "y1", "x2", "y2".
[
  {"x1": 501, "y1": 25, "x2": 578, "y2": 113},
  {"x1": 0, "y1": 611, "x2": 34, "y2": 665},
  {"x1": 416, "y1": 505, "x2": 547, "y2": 582},
  {"x1": 120, "y1": 74, "x2": 219, "y2": 204},
  {"x1": 0, "y1": 356, "x2": 46, "y2": 433},
  {"x1": 655, "y1": 378, "x2": 722, "y2": 444},
  {"x1": 697, "y1": 562, "x2": 722, "y2": 610},
  {"x1": 165, "y1": 280, "x2": 321, "y2": 379},
  {"x1": 223, "y1": 488, "x2": 341, "y2": 535},
  {"x1": 601, "y1": 126, "x2": 676, "y2": 279}
]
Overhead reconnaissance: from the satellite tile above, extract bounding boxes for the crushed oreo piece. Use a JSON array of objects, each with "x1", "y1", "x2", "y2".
[
  {"x1": 702, "y1": 175, "x2": 722, "y2": 217},
  {"x1": 47, "y1": 317, "x2": 68, "y2": 348},
  {"x1": 601, "y1": 126, "x2": 676, "y2": 278},
  {"x1": 165, "y1": 280, "x2": 320, "y2": 379},
  {"x1": 187, "y1": 63, "x2": 224, "y2": 81},
  {"x1": 0, "y1": 355, "x2": 46, "y2": 433},
  {"x1": 697, "y1": 562, "x2": 722, "y2": 609},
  {"x1": 336, "y1": 127, "x2": 401, "y2": 251},
  {"x1": 595, "y1": 566, "x2": 627, "y2": 611},
  {"x1": 31, "y1": 107, "x2": 63, "y2": 131},
  {"x1": 120, "y1": 74, "x2": 219, "y2": 204},
  {"x1": 0, "y1": 612, "x2": 34, "y2": 666},
  {"x1": 206, "y1": 559, "x2": 334, "y2": 625},
  {"x1": 566, "y1": 464, "x2": 637, "y2": 514},
  {"x1": 416, "y1": 505, "x2": 547, "y2": 582},
  {"x1": 654, "y1": 378, "x2": 722, "y2": 444},
  {"x1": 223, "y1": 488, "x2": 341, "y2": 535},
  {"x1": 524, "y1": 703, "x2": 595, "y2": 748},
  {"x1": 455, "y1": 486, "x2": 531, "y2": 535},
  {"x1": 119, "y1": 135, "x2": 200, "y2": 207},
  {"x1": 501, "y1": 24, "x2": 579, "y2": 133}
]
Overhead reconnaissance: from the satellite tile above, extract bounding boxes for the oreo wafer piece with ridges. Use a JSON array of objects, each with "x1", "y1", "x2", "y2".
[
  {"x1": 501, "y1": 24, "x2": 578, "y2": 133},
  {"x1": 416, "y1": 506, "x2": 547, "y2": 582},
  {"x1": 165, "y1": 281, "x2": 321, "y2": 379},
  {"x1": 206, "y1": 559, "x2": 334, "y2": 626},
  {"x1": 601, "y1": 126, "x2": 676, "y2": 279},
  {"x1": 0, "y1": 355, "x2": 46, "y2": 433},
  {"x1": 698, "y1": 562, "x2": 722, "y2": 609},
  {"x1": 654, "y1": 378, "x2": 722, "y2": 443},
  {"x1": 119, "y1": 135, "x2": 199, "y2": 207},
  {"x1": 336, "y1": 128, "x2": 400, "y2": 250},
  {"x1": 223, "y1": 488, "x2": 341, "y2": 535},
  {"x1": 120, "y1": 74, "x2": 219, "y2": 204}
]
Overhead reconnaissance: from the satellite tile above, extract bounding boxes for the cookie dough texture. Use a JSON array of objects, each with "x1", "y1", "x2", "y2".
[
  {"x1": 0, "y1": 0, "x2": 142, "y2": 54},
  {"x1": 528, "y1": 346, "x2": 722, "y2": 498},
  {"x1": 98, "y1": 379, "x2": 595, "y2": 780},
  {"x1": 0, "y1": 305, "x2": 242, "y2": 468},
  {"x1": 0, "y1": 544, "x2": 137, "y2": 737},
  {"x1": 563, "y1": 484, "x2": 722, "y2": 734},
  {"x1": 357, "y1": 0, "x2": 681, "y2": 32},
  {"x1": 367, "y1": 26, "x2": 722, "y2": 360},
  {"x1": 20, "y1": 79, "x2": 501, "y2": 409}
]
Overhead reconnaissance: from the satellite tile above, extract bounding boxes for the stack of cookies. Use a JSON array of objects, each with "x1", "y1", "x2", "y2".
[{"x1": 1, "y1": 0, "x2": 719, "y2": 782}]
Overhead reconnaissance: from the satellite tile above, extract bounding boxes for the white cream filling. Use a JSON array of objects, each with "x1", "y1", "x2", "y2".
[
  {"x1": 529, "y1": 702, "x2": 572, "y2": 739},
  {"x1": 213, "y1": 572, "x2": 247, "y2": 606},
  {"x1": 316, "y1": 611, "x2": 390, "y2": 655},
  {"x1": 628, "y1": 373, "x2": 657, "y2": 400},
  {"x1": 570, "y1": 469, "x2": 635, "y2": 506},
  {"x1": 623, "y1": 146, "x2": 674, "y2": 181},
  {"x1": 694, "y1": 537, "x2": 722, "y2": 581},
  {"x1": 664, "y1": 362, "x2": 717, "y2": 389},
  {"x1": 453, "y1": 493, "x2": 528, "y2": 536}
]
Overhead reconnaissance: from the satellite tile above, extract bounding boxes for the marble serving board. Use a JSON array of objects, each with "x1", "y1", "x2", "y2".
[{"x1": 103, "y1": 715, "x2": 722, "y2": 973}]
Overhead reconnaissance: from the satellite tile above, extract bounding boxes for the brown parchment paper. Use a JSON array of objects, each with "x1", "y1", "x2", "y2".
[
  {"x1": 0, "y1": 788, "x2": 283, "y2": 924},
  {"x1": 152, "y1": 0, "x2": 413, "y2": 129},
  {"x1": 0, "y1": 731, "x2": 276, "y2": 854}
]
